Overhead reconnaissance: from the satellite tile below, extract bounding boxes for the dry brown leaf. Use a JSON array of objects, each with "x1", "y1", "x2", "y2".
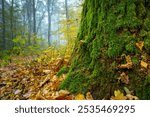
[
  {"x1": 136, "y1": 41, "x2": 144, "y2": 51},
  {"x1": 59, "y1": 90, "x2": 70, "y2": 96},
  {"x1": 86, "y1": 92, "x2": 93, "y2": 100},
  {"x1": 55, "y1": 95, "x2": 73, "y2": 100},
  {"x1": 140, "y1": 61, "x2": 148, "y2": 69},
  {"x1": 50, "y1": 80, "x2": 61, "y2": 90},
  {"x1": 34, "y1": 91, "x2": 47, "y2": 100},
  {"x1": 43, "y1": 70, "x2": 51, "y2": 74},
  {"x1": 39, "y1": 75, "x2": 51, "y2": 87},
  {"x1": 14, "y1": 89, "x2": 22, "y2": 95},
  {"x1": 118, "y1": 55, "x2": 133, "y2": 69},
  {"x1": 75, "y1": 94, "x2": 85, "y2": 100},
  {"x1": 118, "y1": 72, "x2": 129, "y2": 84},
  {"x1": 111, "y1": 90, "x2": 127, "y2": 100},
  {"x1": 126, "y1": 94, "x2": 139, "y2": 100}
]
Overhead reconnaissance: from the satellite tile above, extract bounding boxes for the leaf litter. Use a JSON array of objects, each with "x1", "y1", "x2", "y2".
[{"x1": 0, "y1": 55, "x2": 93, "y2": 100}]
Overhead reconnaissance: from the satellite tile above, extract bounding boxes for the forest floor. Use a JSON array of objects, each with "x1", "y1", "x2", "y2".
[
  {"x1": 1, "y1": 45, "x2": 148, "y2": 100},
  {"x1": 0, "y1": 51, "x2": 93, "y2": 100}
]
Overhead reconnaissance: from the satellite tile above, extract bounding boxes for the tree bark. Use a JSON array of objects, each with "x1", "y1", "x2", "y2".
[
  {"x1": 10, "y1": 0, "x2": 14, "y2": 48},
  {"x1": 65, "y1": 0, "x2": 69, "y2": 20},
  {"x1": 26, "y1": 0, "x2": 32, "y2": 45},
  {"x1": 60, "y1": 0, "x2": 150, "y2": 99},
  {"x1": 2, "y1": 0, "x2": 6, "y2": 50},
  {"x1": 33, "y1": 0, "x2": 36, "y2": 35},
  {"x1": 47, "y1": 0, "x2": 54, "y2": 46}
]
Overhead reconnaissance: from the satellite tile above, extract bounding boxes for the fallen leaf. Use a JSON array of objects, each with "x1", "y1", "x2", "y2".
[
  {"x1": 126, "y1": 94, "x2": 139, "y2": 100},
  {"x1": 59, "y1": 90, "x2": 70, "y2": 96},
  {"x1": 14, "y1": 89, "x2": 22, "y2": 95},
  {"x1": 136, "y1": 41, "x2": 144, "y2": 51},
  {"x1": 118, "y1": 55, "x2": 133, "y2": 69},
  {"x1": 118, "y1": 72, "x2": 129, "y2": 84},
  {"x1": 39, "y1": 75, "x2": 51, "y2": 87},
  {"x1": 75, "y1": 94, "x2": 85, "y2": 100},
  {"x1": 43, "y1": 70, "x2": 51, "y2": 74},
  {"x1": 111, "y1": 90, "x2": 127, "y2": 100},
  {"x1": 140, "y1": 61, "x2": 148, "y2": 69},
  {"x1": 23, "y1": 92, "x2": 32, "y2": 98},
  {"x1": 86, "y1": 92, "x2": 93, "y2": 100}
]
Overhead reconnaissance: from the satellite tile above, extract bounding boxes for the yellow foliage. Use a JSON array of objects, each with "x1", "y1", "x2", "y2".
[
  {"x1": 136, "y1": 41, "x2": 144, "y2": 51},
  {"x1": 140, "y1": 60, "x2": 148, "y2": 69},
  {"x1": 86, "y1": 92, "x2": 93, "y2": 100},
  {"x1": 111, "y1": 90, "x2": 127, "y2": 100},
  {"x1": 118, "y1": 55, "x2": 133, "y2": 69},
  {"x1": 75, "y1": 94, "x2": 85, "y2": 100}
]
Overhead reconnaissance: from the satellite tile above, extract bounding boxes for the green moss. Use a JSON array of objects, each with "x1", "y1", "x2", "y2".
[
  {"x1": 132, "y1": 57, "x2": 139, "y2": 65},
  {"x1": 144, "y1": 38, "x2": 150, "y2": 54},
  {"x1": 60, "y1": 71, "x2": 89, "y2": 94},
  {"x1": 61, "y1": 0, "x2": 150, "y2": 99},
  {"x1": 125, "y1": 41, "x2": 136, "y2": 53},
  {"x1": 144, "y1": 18, "x2": 150, "y2": 31},
  {"x1": 56, "y1": 66, "x2": 69, "y2": 77}
]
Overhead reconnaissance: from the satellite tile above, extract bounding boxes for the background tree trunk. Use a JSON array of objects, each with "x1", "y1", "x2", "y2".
[
  {"x1": 2, "y1": 0, "x2": 6, "y2": 50},
  {"x1": 47, "y1": 0, "x2": 55, "y2": 46},
  {"x1": 33, "y1": 0, "x2": 36, "y2": 45},
  {"x1": 60, "y1": 0, "x2": 150, "y2": 99},
  {"x1": 47, "y1": 0, "x2": 52, "y2": 46},
  {"x1": 26, "y1": 0, "x2": 32, "y2": 45},
  {"x1": 10, "y1": 0, "x2": 14, "y2": 48}
]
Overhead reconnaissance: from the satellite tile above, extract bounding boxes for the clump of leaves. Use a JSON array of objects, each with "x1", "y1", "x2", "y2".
[{"x1": 111, "y1": 89, "x2": 139, "y2": 100}]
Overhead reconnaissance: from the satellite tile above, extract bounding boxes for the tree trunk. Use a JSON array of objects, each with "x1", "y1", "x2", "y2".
[
  {"x1": 47, "y1": 0, "x2": 52, "y2": 46},
  {"x1": 33, "y1": 0, "x2": 36, "y2": 34},
  {"x1": 60, "y1": 0, "x2": 150, "y2": 99},
  {"x1": 33, "y1": 0, "x2": 36, "y2": 45},
  {"x1": 47, "y1": 0, "x2": 54, "y2": 46},
  {"x1": 26, "y1": 0, "x2": 32, "y2": 45},
  {"x1": 10, "y1": 0, "x2": 14, "y2": 48},
  {"x1": 2, "y1": 0, "x2": 6, "y2": 50},
  {"x1": 65, "y1": 0, "x2": 69, "y2": 20},
  {"x1": 65, "y1": 0, "x2": 70, "y2": 44}
]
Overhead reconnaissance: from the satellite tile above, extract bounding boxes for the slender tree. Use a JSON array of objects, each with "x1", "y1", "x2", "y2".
[
  {"x1": 65, "y1": 0, "x2": 69, "y2": 20},
  {"x1": 47, "y1": 0, "x2": 54, "y2": 46},
  {"x1": 10, "y1": 0, "x2": 14, "y2": 48},
  {"x1": 26, "y1": 0, "x2": 32, "y2": 45},
  {"x1": 2, "y1": 0, "x2": 6, "y2": 49},
  {"x1": 33, "y1": 0, "x2": 36, "y2": 35}
]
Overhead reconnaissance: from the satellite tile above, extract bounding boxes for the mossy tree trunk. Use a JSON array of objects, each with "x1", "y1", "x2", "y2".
[{"x1": 60, "y1": 0, "x2": 150, "y2": 99}]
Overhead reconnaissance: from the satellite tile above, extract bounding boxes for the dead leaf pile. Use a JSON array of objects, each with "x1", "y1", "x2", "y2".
[{"x1": 0, "y1": 55, "x2": 73, "y2": 100}]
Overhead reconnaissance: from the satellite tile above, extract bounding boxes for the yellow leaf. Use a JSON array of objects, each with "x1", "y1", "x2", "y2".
[
  {"x1": 111, "y1": 90, "x2": 127, "y2": 100},
  {"x1": 118, "y1": 55, "x2": 132, "y2": 69},
  {"x1": 140, "y1": 61, "x2": 148, "y2": 69},
  {"x1": 125, "y1": 55, "x2": 132, "y2": 64},
  {"x1": 86, "y1": 92, "x2": 93, "y2": 100},
  {"x1": 75, "y1": 94, "x2": 85, "y2": 100},
  {"x1": 136, "y1": 41, "x2": 144, "y2": 51},
  {"x1": 43, "y1": 70, "x2": 51, "y2": 74},
  {"x1": 7, "y1": 81, "x2": 12, "y2": 86}
]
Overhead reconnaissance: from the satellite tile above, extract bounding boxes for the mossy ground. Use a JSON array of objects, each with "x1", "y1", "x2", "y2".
[{"x1": 60, "y1": 0, "x2": 150, "y2": 99}]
